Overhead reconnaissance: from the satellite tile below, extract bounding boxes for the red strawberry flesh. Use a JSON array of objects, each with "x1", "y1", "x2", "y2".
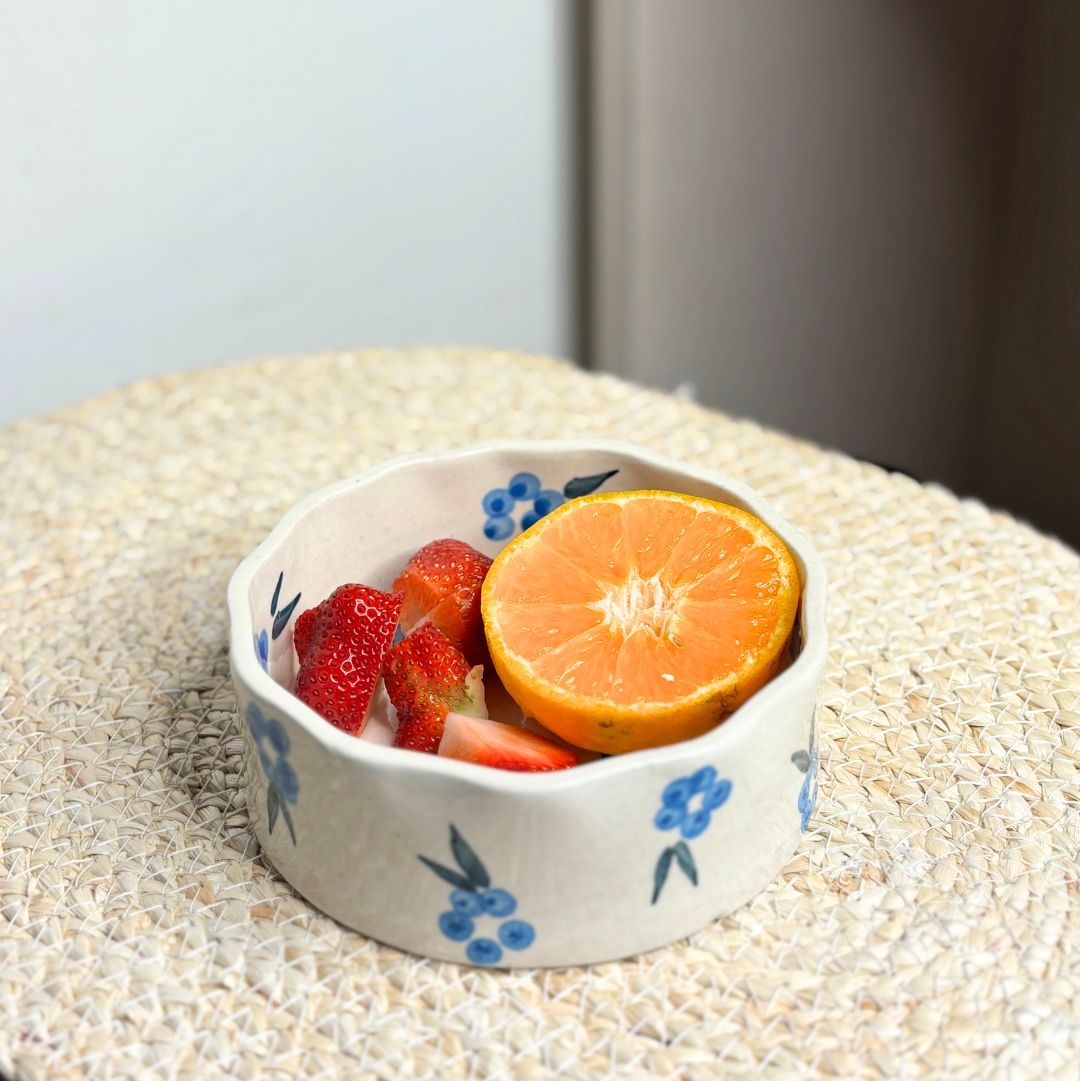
[
  {"x1": 392, "y1": 539, "x2": 491, "y2": 663},
  {"x1": 384, "y1": 623, "x2": 486, "y2": 754},
  {"x1": 293, "y1": 605, "x2": 318, "y2": 664},
  {"x1": 293, "y1": 584, "x2": 402, "y2": 735},
  {"x1": 439, "y1": 713, "x2": 580, "y2": 772}
]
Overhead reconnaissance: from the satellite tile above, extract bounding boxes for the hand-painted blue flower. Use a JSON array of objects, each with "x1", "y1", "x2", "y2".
[
  {"x1": 483, "y1": 488, "x2": 515, "y2": 517},
  {"x1": 246, "y1": 701, "x2": 267, "y2": 738},
  {"x1": 450, "y1": 888, "x2": 484, "y2": 916},
  {"x1": 254, "y1": 630, "x2": 269, "y2": 671},
  {"x1": 439, "y1": 910, "x2": 475, "y2": 942},
  {"x1": 798, "y1": 748, "x2": 819, "y2": 832},
  {"x1": 520, "y1": 510, "x2": 541, "y2": 532},
  {"x1": 484, "y1": 515, "x2": 515, "y2": 542},
  {"x1": 466, "y1": 938, "x2": 503, "y2": 965},
  {"x1": 497, "y1": 919, "x2": 535, "y2": 951},
  {"x1": 533, "y1": 490, "x2": 565, "y2": 517},
  {"x1": 265, "y1": 718, "x2": 289, "y2": 755},
  {"x1": 508, "y1": 472, "x2": 541, "y2": 501},
  {"x1": 480, "y1": 888, "x2": 516, "y2": 917},
  {"x1": 654, "y1": 769, "x2": 732, "y2": 839},
  {"x1": 267, "y1": 757, "x2": 300, "y2": 804},
  {"x1": 245, "y1": 702, "x2": 299, "y2": 806}
]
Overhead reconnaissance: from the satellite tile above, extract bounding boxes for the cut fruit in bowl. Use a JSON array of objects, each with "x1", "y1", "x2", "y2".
[
  {"x1": 281, "y1": 491, "x2": 800, "y2": 767},
  {"x1": 439, "y1": 712, "x2": 581, "y2": 772},
  {"x1": 481, "y1": 490, "x2": 801, "y2": 754}
]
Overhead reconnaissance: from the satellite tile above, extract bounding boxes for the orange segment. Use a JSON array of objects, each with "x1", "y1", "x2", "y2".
[{"x1": 481, "y1": 490, "x2": 800, "y2": 753}]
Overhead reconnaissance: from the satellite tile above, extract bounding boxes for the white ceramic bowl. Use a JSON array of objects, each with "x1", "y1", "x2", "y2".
[{"x1": 228, "y1": 440, "x2": 826, "y2": 968}]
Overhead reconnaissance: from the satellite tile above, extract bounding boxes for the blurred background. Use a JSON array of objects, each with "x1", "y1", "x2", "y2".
[{"x1": 2, "y1": 1, "x2": 1077, "y2": 545}]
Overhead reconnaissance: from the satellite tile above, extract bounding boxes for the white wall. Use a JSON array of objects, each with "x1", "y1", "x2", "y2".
[{"x1": 0, "y1": 1, "x2": 575, "y2": 425}]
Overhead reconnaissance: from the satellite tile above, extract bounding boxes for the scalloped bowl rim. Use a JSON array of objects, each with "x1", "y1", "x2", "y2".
[{"x1": 227, "y1": 438, "x2": 827, "y2": 793}]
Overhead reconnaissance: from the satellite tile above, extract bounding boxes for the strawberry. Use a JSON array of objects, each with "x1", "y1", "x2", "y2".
[
  {"x1": 293, "y1": 584, "x2": 402, "y2": 735},
  {"x1": 393, "y1": 539, "x2": 492, "y2": 663},
  {"x1": 439, "y1": 713, "x2": 580, "y2": 772},
  {"x1": 383, "y1": 623, "x2": 487, "y2": 754},
  {"x1": 293, "y1": 605, "x2": 318, "y2": 664}
]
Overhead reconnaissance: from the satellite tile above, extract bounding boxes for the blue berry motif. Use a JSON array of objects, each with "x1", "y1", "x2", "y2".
[
  {"x1": 420, "y1": 825, "x2": 537, "y2": 966},
  {"x1": 480, "y1": 888, "x2": 516, "y2": 917},
  {"x1": 480, "y1": 468, "x2": 621, "y2": 543},
  {"x1": 439, "y1": 910, "x2": 474, "y2": 941},
  {"x1": 483, "y1": 515, "x2": 516, "y2": 542},
  {"x1": 508, "y1": 472, "x2": 541, "y2": 500},
  {"x1": 482, "y1": 488, "x2": 515, "y2": 517},
  {"x1": 245, "y1": 702, "x2": 299, "y2": 845},
  {"x1": 466, "y1": 938, "x2": 502, "y2": 965},
  {"x1": 498, "y1": 919, "x2": 535, "y2": 951},
  {"x1": 450, "y1": 888, "x2": 484, "y2": 916},
  {"x1": 254, "y1": 629, "x2": 269, "y2": 672},
  {"x1": 792, "y1": 721, "x2": 819, "y2": 833},
  {"x1": 651, "y1": 765, "x2": 732, "y2": 903},
  {"x1": 532, "y1": 490, "x2": 564, "y2": 517}
]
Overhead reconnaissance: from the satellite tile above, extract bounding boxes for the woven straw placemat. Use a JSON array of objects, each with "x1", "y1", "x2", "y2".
[{"x1": 1, "y1": 348, "x2": 1078, "y2": 1080}]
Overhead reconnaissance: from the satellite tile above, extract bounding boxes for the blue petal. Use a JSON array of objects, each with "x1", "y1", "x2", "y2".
[
  {"x1": 483, "y1": 515, "x2": 515, "y2": 542},
  {"x1": 681, "y1": 809, "x2": 711, "y2": 839},
  {"x1": 533, "y1": 490, "x2": 565, "y2": 516},
  {"x1": 703, "y1": 778, "x2": 732, "y2": 811},
  {"x1": 482, "y1": 489, "x2": 515, "y2": 516},
  {"x1": 466, "y1": 938, "x2": 503, "y2": 965},
  {"x1": 245, "y1": 702, "x2": 265, "y2": 736},
  {"x1": 508, "y1": 472, "x2": 541, "y2": 501},
  {"x1": 451, "y1": 889, "x2": 484, "y2": 916},
  {"x1": 689, "y1": 765, "x2": 717, "y2": 793},
  {"x1": 798, "y1": 772, "x2": 811, "y2": 813},
  {"x1": 264, "y1": 718, "x2": 289, "y2": 755},
  {"x1": 269, "y1": 758, "x2": 300, "y2": 804},
  {"x1": 661, "y1": 777, "x2": 694, "y2": 808},
  {"x1": 520, "y1": 510, "x2": 541, "y2": 532},
  {"x1": 654, "y1": 806, "x2": 683, "y2": 832},
  {"x1": 439, "y1": 910, "x2": 475, "y2": 942},
  {"x1": 498, "y1": 919, "x2": 536, "y2": 951},
  {"x1": 254, "y1": 631, "x2": 269, "y2": 671},
  {"x1": 480, "y1": 888, "x2": 516, "y2": 917}
]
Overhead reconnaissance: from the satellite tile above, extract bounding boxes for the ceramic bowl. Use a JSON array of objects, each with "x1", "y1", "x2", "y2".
[{"x1": 227, "y1": 439, "x2": 826, "y2": 968}]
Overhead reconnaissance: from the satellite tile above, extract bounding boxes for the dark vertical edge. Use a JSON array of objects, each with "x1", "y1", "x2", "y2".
[{"x1": 571, "y1": 0, "x2": 593, "y2": 369}]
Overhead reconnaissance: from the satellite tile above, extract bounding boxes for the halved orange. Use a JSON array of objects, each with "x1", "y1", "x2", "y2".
[{"x1": 481, "y1": 490, "x2": 800, "y2": 753}]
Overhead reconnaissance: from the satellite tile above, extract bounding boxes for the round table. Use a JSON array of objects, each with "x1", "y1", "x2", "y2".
[{"x1": 2, "y1": 348, "x2": 1077, "y2": 1080}]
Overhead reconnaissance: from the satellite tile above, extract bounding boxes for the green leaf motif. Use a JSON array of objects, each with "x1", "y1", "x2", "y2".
[
  {"x1": 652, "y1": 846, "x2": 675, "y2": 905},
  {"x1": 791, "y1": 749, "x2": 811, "y2": 772},
  {"x1": 563, "y1": 469, "x2": 620, "y2": 499},
  {"x1": 450, "y1": 824, "x2": 491, "y2": 889},
  {"x1": 271, "y1": 571, "x2": 284, "y2": 616},
  {"x1": 673, "y1": 841, "x2": 698, "y2": 886},
  {"x1": 280, "y1": 800, "x2": 297, "y2": 845},
  {"x1": 418, "y1": 855, "x2": 476, "y2": 893},
  {"x1": 272, "y1": 592, "x2": 302, "y2": 640},
  {"x1": 267, "y1": 785, "x2": 280, "y2": 835}
]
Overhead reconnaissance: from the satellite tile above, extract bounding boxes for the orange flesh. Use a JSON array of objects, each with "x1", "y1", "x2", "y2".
[{"x1": 488, "y1": 494, "x2": 797, "y2": 710}]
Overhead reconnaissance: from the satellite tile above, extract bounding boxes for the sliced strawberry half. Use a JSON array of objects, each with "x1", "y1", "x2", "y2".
[
  {"x1": 293, "y1": 605, "x2": 318, "y2": 664},
  {"x1": 439, "y1": 713, "x2": 580, "y2": 772},
  {"x1": 383, "y1": 623, "x2": 487, "y2": 754},
  {"x1": 393, "y1": 538, "x2": 492, "y2": 664},
  {"x1": 293, "y1": 584, "x2": 402, "y2": 735}
]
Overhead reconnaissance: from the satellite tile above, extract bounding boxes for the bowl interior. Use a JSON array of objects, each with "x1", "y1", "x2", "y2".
[{"x1": 242, "y1": 442, "x2": 815, "y2": 750}]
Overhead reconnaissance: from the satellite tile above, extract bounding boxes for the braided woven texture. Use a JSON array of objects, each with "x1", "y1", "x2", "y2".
[{"x1": 1, "y1": 349, "x2": 1078, "y2": 1080}]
